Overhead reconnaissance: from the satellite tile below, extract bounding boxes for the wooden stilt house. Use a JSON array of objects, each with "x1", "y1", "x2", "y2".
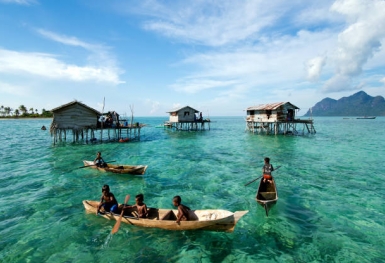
[
  {"x1": 165, "y1": 106, "x2": 210, "y2": 131},
  {"x1": 245, "y1": 102, "x2": 316, "y2": 135},
  {"x1": 50, "y1": 101, "x2": 100, "y2": 142},
  {"x1": 50, "y1": 100, "x2": 144, "y2": 144}
]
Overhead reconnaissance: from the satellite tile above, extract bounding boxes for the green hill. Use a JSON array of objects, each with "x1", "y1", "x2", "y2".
[{"x1": 304, "y1": 91, "x2": 385, "y2": 116}]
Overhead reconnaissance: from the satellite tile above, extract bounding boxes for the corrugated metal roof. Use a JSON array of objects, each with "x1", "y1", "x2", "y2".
[
  {"x1": 166, "y1": 105, "x2": 199, "y2": 113},
  {"x1": 246, "y1": 102, "x2": 299, "y2": 111},
  {"x1": 51, "y1": 100, "x2": 101, "y2": 115}
]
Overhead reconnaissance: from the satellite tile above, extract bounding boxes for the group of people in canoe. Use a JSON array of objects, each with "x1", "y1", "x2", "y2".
[
  {"x1": 96, "y1": 184, "x2": 191, "y2": 223},
  {"x1": 93, "y1": 152, "x2": 275, "y2": 223}
]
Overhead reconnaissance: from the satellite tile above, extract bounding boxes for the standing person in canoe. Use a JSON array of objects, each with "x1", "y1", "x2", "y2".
[
  {"x1": 96, "y1": 185, "x2": 119, "y2": 215},
  {"x1": 94, "y1": 152, "x2": 107, "y2": 168},
  {"x1": 123, "y1": 193, "x2": 148, "y2": 218},
  {"x1": 262, "y1": 157, "x2": 274, "y2": 184},
  {"x1": 172, "y1": 196, "x2": 191, "y2": 224}
]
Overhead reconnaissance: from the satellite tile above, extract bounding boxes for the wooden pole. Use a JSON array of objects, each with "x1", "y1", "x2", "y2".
[{"x1": 100, "y1": 97, "x2": 105, "y2": 143}]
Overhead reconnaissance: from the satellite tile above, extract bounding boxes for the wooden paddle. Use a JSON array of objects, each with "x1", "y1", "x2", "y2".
[
  {"x1": 244, "y1": 165, "x2": 281, "y2": 186},
  {"x1": 111, "y1": 194, "x2": 130, "y2": 234},
  {"x1": 77, "y1": 161, "x2": 116, "y2": 169}
]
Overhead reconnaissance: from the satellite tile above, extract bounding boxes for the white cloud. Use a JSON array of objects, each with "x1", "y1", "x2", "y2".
[
  {"x1": 170, "y1": 29, "x2": 337, "y2": 97},
  {"x1": 0, "y1": 0, "x2": 36, "y2": 5},
  {"x1": 36, "y1": 29, "x2": 121, "y2": 70},
  {"x1": 0, "y1": 30, "x2": 125, "y2": 84},
  {"x1": 37, "y1": 29, "x2": 98, "y2": 50},
  {"x1": 321, "y1": 0, "x2": 385, "y2": 92},
  {"x1": 0, "y1": 48, "x2": 123, "y2": 84},
  {"x1": 138, "y1": 0, "x2": 286, "y2": 46},
  {"x1": 0, "y1": 81, "x2": 29, "y2": 96},
  {"x1": 322, "y1": 74, "x2": 351, "y2": 92},
  {"x1": 306, "y1": 56, "x2": 326, "y2": 81},
  {"x1": 111, "y1": 0, "x2": 385, "y2": 112}
]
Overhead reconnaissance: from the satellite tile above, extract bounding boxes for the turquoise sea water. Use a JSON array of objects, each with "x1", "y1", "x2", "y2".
[{"x1": 0, "y1": 117, "x2": 384, "y2": 263}]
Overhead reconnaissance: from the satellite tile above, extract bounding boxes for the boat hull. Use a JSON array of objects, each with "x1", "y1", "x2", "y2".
[
  {"x1": 255, "y1": 178, "x2": 278, "y2": 216},
  {"x1": 83, "y1": 160, "x2": 147, "y2": 175},
  {"x1": 356, "y1": 116, "x2": 376, "y2": 119},
  {"x1": 83, "y1": 200, "x2": 248, "y2": 232}
]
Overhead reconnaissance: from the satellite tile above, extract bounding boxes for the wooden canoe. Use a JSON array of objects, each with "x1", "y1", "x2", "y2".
[
  {"x1": 83, "y1": 200, "x2": 248, "y2": 232},
  {"x1": 83, "y1": 160, "x2": 148, "y2": 175},
  {"x1": 356, "y1": 116, "x2": 376, "y2": 119},
  {"x1": 255, "y1": 177, "x2": 278, "y2": 217}
]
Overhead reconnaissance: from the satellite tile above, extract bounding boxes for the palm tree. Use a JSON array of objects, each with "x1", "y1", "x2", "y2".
[
  {"x1": 19, "y1": 105, "x2": 27, "y2": 115},
  {"x1": 14, "y1": 109, "x2": 20, "y2": 117},
  {"x1": 29, "y1": 107, "x2": 34, "y2": 114},
  {"x1": 4, "y1": 107, "x2": 11, "y2": 116},
  {"x1": 0, "y1": 105, "x2": 4, "y2": 117}
]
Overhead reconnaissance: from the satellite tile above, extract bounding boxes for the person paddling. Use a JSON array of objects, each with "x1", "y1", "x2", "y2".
[
  {"x1": 262, "y1": 157, "x2": 274, "y2": 183},
  {"x1": 96, "y1": 185, "x2": 119, "y2": 215},
  {"x1": 94, "y1": 152, "x2": 107, "y2": 168},
  {"x1": 124, "y1": 193, "x2": 148, "y2": 218}
]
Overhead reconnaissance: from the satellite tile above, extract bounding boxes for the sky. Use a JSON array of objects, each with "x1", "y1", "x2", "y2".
[{"x1": 1, "y1": 0, "x2": 385, "y2": 116}]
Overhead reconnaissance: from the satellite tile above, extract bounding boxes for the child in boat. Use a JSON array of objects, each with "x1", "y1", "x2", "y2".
[
  {"x1": 94, "y1": 152, "x2": 107, "y2": 168},
  {"x1": 172, "y1": 195, "x2": 191, "y2": 224},
  {"x1": 262, "y1": 157, "x2": 274, "y2": 184},
  {"x1": 124, "y1": 194, "x2": 148, "y2": 218},
  {"x1": 96, "y1": 185, "x2": 119, "y2": 215}
]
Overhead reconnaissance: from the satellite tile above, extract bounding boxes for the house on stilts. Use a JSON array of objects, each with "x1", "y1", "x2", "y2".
[
  {"x1": 245, "y1": 102, "x2": 316, "y2": 135},
  {"x1": 164, "y1": 106, "x2": 210, "y2": 131},
  {"x1": 50, "y1": 100, "x2": 144, "y2": 144}
]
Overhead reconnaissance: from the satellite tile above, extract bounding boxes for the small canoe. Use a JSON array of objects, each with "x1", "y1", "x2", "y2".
[
  {"x1": 356, "y1": 116, "x2": 376, "y2": 119},
  {"x1": 83, "y1": 200, "x2": 248, "y2": 232},
  {"x1": 83, "y1": 160, "x2": 148, "y2": 175},
  {"x1": 255, "y1": 177, "x2": 278, "y2": 217},
  {"x1": 119, "y1": 138, "x2": 129, "y2": 143}
]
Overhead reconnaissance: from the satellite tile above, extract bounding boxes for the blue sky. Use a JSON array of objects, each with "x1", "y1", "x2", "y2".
[{"x1": 1, "y1": 0, "x2": 385, "y2": 116}]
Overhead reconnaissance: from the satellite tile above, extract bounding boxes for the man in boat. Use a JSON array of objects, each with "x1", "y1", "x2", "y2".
[
  {"x1": 172, "y1": 196, "x2": 191, "y2": 224},
  {"x1": 262, "y1": 157, "x2": 274, "y2": 184},
  {"x1": 94, "y1": 152, "x2": 107, "y2": 168},
  {"x1": 123, "y1": 193, "x2": 148, "y2": 218},
  {"x1": 96, "y1": 185, "x2": 119, "y2": 215}
]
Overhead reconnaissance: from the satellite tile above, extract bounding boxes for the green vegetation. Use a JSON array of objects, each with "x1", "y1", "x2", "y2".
[{"x1": 0, "y1": 105, "x2": 53, "y2": 118}]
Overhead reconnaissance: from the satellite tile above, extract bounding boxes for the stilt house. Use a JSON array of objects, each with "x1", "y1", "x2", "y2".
[
  {"x1": 246, "y1": 102, "x2": 298, "y2": 122},
  {"x1": 50, "y1": 101, "x2": 100, "y2": 142},
  {"x1": 165, "y1": 106, "x2": 210, "y2": 131},
  {"x1": 245, "y1": 102, "x2": 316, "y2": 135},
  {"x1": 50, "y1": 100, "x2": 144, "y2": 144},
  {"x1": 51, "y1": 100, "x2": 100, "y2": 130},
  {"x1": 167, "y1": 106, "x2": 199, "y2": 122}
]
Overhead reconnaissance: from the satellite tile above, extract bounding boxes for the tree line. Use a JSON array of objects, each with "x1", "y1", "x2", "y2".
[{"x1": 0, "y1": 105, "x2": 53, "y2": 118}]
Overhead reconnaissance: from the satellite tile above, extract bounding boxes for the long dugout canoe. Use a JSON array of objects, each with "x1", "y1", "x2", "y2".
[
  {"x1": 83, "y1": 160, "x2": 148, "y2": 175},
  {"x1": 83, "y1": 200, "x2": 248, "y2": 232}
]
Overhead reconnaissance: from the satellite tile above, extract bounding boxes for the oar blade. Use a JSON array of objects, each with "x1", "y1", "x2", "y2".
[{"x1": 111, "y1": 194, "x2": 130, "y2": 234}]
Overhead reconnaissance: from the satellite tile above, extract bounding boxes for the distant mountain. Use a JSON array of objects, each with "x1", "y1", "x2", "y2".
[{"x1": 303, "y1": 91, "x2": 385, "y2": 116}]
